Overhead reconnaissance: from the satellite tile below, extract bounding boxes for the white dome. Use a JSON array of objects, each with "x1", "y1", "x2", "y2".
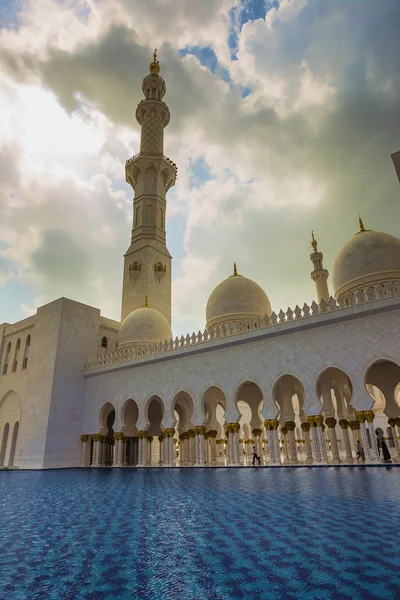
[
  {"x1": 332, "y1": 229, "x2": 400, "y2": 298},
  {"x1": 118, "y1": 306, "x2": 172, "y2": 349},
  {"x1": 206, "y1": 269, "x2": 271, "y2": 331}
]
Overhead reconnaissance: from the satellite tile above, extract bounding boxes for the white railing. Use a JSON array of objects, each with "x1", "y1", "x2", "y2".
[{"x1": 85, "y1": 281, "x2": 399, "y2": 370}]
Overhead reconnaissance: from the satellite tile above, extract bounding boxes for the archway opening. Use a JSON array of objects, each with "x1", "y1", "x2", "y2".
[
  {"x1": 0, "y1": 392, "x2": 21, "y2": 467},
  {"x1": 122, "y1": 399, "x2": 139, "y2": 466}
]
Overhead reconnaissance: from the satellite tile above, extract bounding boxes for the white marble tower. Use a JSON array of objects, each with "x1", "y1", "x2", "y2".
[
  {"x1": 122, "y1": 51, "x2": 177, "y2": 323},
  {"x1": 310, "y1": 231, "x2": 330, "y2": 303}
]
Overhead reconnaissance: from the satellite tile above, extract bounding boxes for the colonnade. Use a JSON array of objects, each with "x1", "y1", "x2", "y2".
[{"x1": 80, "y1": 412, "x2": 400, "y2": 467}]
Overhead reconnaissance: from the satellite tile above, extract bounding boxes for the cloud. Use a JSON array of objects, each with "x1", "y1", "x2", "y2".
[{"x1": 1, "y1": 0, "x2": 400, "y2": 338}]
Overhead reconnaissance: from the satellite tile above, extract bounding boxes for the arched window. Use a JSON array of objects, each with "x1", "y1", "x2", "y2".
[
  {"x1": 12, "y1": 338, "x2": 21, "y2": 372},
  {"x1": 159, "y1": 208, "x2": 164, "y2": 229},
  {"x1": 22, "y1": 335, "x2": 31, "y2": 370},
  {"x1": 101, "y1": 336, "x2": 108, "y2": 349},
  {"x1": 8, "y1": 422, "x2": 19, "y2": 466},
  {"x1": 135, "y1": 206, "x2": 141, "y2": 227},
  {"x1": 2, "y1": 342, "x2": 12, "y2": 375},
  {"x1": 0, "y1": 423, "x2": 9, "y2": 466}
]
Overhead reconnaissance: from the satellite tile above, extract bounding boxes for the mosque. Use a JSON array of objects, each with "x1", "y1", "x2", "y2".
[{"x1": 1, "y1": 53, "x2": 400, "y2": 470}]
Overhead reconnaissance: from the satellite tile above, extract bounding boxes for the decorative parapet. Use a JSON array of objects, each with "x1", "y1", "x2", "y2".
[
  {"x1": 85, "y1": 281, "x2": 399, "y2": 370},
  {"x1": 126, "y1": 153, "x2": 178, "y2": 173}
]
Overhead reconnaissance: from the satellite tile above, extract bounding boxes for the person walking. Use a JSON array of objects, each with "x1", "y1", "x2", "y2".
[
  {"x1": 377, "y1": 433, "x2": 392, "y2": 463},
  {"x1": 252, "y1": 445, "x2": 261, "y2": 465},
  {"x1": 356, "y1": 440, "x2": 365, "y2": 463}
]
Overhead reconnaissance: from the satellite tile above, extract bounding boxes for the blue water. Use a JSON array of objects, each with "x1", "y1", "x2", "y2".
[{"x1": 1, "y1": 468, "x2": 400, "y2": 600}]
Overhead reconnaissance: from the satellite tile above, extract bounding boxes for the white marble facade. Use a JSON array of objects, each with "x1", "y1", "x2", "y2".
[{"x1": 1, "y1": 55, "x2": 400, "y2": 469}]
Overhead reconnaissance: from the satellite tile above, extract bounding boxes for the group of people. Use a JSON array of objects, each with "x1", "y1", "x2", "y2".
[{"x1": 356, "y1": 433, "x2": 392, "y2": 463}]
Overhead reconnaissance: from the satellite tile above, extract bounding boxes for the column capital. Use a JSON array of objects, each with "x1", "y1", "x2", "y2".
[
  {"x1": 166, "y1": 427, "x2": 175, "y2": 437},
  {"x1": 138, "y1": 429, "x2": 148, "y2": 438},
  {"x1": 349, "y1": 420, "x2": 360, "y2": 430},
  {"x1": 356, "y1": 411, "x2": 366, "y2": 423},
  {"x1": 285, "y1": 421, "x2": 296, "y2": 431},
  {"x1": 114, "y1": 432, "x2": 124, "y2": 441},
  {"x1": 339, "y1": 419, "x2": 349, "y2": 429},
  {"x1": 270, "y1": 419, "x2": 279, "y2": 430},
  {"x1": 198, "y1": 425, "x2": 206, "y2": 435},
  {"x1": 147, "y1": 436, "x2": 154, "y2": 442},
  {"x1": 92, "y1": 434, "x2": 102, "y2": 442},
  {"x1": 80, "y1": 434, "x2": 89, "y2": 442},
  {"x1": 224, "y1": 423, "x2": 233, "y2": 434},
  {"x1": 187, "y1": 429, "x2": 195, "y2": 437},
  {"x1": 231, "y1": 422, "x2": 240, "y2": 433},
  {"x1": 158, "y1": 435, "x2": 164, "y2": 442},
  {"x1": 300, "y1": 422, "x2": 310, "y2": 432},
  {"x1": 325, "y1": 417, "x2": 337, "y2": 428},
  {"x1": 363, "y1": 410, "x2": 375, "y2": 424},
  {"x1": 207, "y1": 430, "x2": 217, "y2": 438},
  {"x1": 280, "y1": 426, "x2": 288, "y2": 435}
]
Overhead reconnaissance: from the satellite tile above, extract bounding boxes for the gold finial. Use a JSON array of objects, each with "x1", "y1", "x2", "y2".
[
  {"x1": 149, "y1": 48, "x2": 160, "y2": 73},
  {"x1": 233, "y1": 262, "x2": 238, "y2": 276},
  {"x1": 358, "y1": 215, "x2": 365, "y2": 232},
  {"x1": 144, "y1": 295, "x2": 149, "y2": 307},
  {"x1": 311, "y1": 230, "x2": 318, "y2": 252}
]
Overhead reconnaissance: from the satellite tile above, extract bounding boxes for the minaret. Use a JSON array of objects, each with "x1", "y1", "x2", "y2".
[
  {"x1": 310, "y1": 231, "x2": 330, "y2": 304},
  {"x1": 122, "y1": 50, "x2": 177, "y2": 323}
]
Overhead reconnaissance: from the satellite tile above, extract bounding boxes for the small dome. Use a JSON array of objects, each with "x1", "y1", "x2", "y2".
[
  {"x1": 332, "y1": 228, "x2": 400, "y2": 298},
  {"x1": 206, "y1": 265, "x2": 271, "y2": 331},
  {"x1": 118, "y1": 306, "x2": 172, "y2": 350}
]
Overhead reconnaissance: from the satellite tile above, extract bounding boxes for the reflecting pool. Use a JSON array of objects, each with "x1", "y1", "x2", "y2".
[{"x1": 1, "y1": 467, "x2": 400, "y2": 599}]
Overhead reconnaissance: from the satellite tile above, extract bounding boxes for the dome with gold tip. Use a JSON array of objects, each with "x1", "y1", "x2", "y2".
[
  {"x1": 206, "y1": 264, "x2": 272, "y2": 332},
  {"x1": 332, "y1": 217, "x2": 400, "y2": 299},
  {"x1": 118, "y1": 297, "x2": 172, "y2": 350}
]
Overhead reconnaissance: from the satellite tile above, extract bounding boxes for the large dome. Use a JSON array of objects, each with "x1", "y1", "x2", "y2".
[
  {"x1": 206, "y1": 265, "x2": 271, "y2": 332},
  {"x1": 332, "y1": 227, "x2": 400, "y2": 299},
  {"x1": 118, "y1": 305, "x2": 172, "y2": 350}
]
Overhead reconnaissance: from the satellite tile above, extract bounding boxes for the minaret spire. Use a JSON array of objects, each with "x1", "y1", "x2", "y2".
[
  {"x1": 309, "y1": 230, "x2": 330, "y2": 304},
  {"x1": 122, "y1": 52, "x2": 177, "y2": 324}
]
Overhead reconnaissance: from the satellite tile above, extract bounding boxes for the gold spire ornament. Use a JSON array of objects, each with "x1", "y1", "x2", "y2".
[
  {"x1": 358, "y1": 215, "x2": 365, "y2": 232},
  {"x1": 144, "y1": 295, "x2": 149, "y2": 307},
  {"x1": 233, "y1": 262, "x2": 238, "y2": 276},
  {"x1": 149, "y1": 48, "x2": 160, "y2": 73},
  {"x1": 311, "y1": 230, "x2": 318, "y2": 252}
]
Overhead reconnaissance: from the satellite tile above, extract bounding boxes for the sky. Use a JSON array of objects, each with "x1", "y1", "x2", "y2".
[{"x1": 1, "y1": 0, "x2": 400, "y2": 337}]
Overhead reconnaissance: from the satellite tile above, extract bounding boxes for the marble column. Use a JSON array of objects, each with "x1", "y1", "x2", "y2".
[
  {"x1": 280, "y1": 427, "x2": 289, "y2": 462},
  {"x1": 113, "y1": 432, "x2": 123, "y2": 466},
  {"x1": 224, "y1": 424, "x2": 235, "y2": 465},
  {"x1": 188, "y1": 429, "x2": 195, "y2": 465},
  {"x1": 315, "y1": 416, "x2": 328, "y2": 463},
  {"x1": 121, "y1": 437, "x2": 127, "y2": 466},
  {"x1": 232, "y1": 423, "x2": 240, "y2": 465},
  {"x1": 147, "y1": 436, "x2": 153, "y2": 466},
  {"x1": 325, "y1": 418, "x2": 341, "y2": 462},
  {"x1": 395, "y1": 419, "x2": 400, "y2": 456},
  {"x1": 364, "y1": 410, "x2": 380, "y2": 461},
  {"x1": 301, "y1": 423, "x2": 313, "y2": 463},
  {"x1": 158, "y1": 435, "x2": 164, "y2": 465},
  {"x1": 285, "y1": 421, "x2": 298, "y2": 463},
  {"x1": 167, "y1": 428, "x2": 175, "y2": 466},
  {"x1": 339, "y1": 420, "x2": 353, "y2": 461},
  {"x1": 137, "y1": 430, "x2": 148, "y2": 467},
  {"x1": 388, "y1": 418, "x2": 400, "y2": 458},
  {"x1": 349, "y1": 420, "x2": 361, "y2": 457},
  {"x1": 265, "y1": 420, "x2": 281, "y2": 464},
  {"x1": 265, "y1": 425, "x2": 274, "y2": 464},
  {"x1": 91, "y1": 434, "x2": 101, "y2": 466},
  {"x1": 356, "y1": 412, "x2": 374, "y2": 462},
  {"x1": 208, "y1": 430, "x2": 217, "y2": 465},
  {"x1": 307, "y1": 417, "x2": 321, "y2": 462},
  {"x1": 198, "y1": 426, "x2": 206, "y2": 465},
  {"x1": 80, "y1": 435, "x2": 90, "y2": 467}
]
